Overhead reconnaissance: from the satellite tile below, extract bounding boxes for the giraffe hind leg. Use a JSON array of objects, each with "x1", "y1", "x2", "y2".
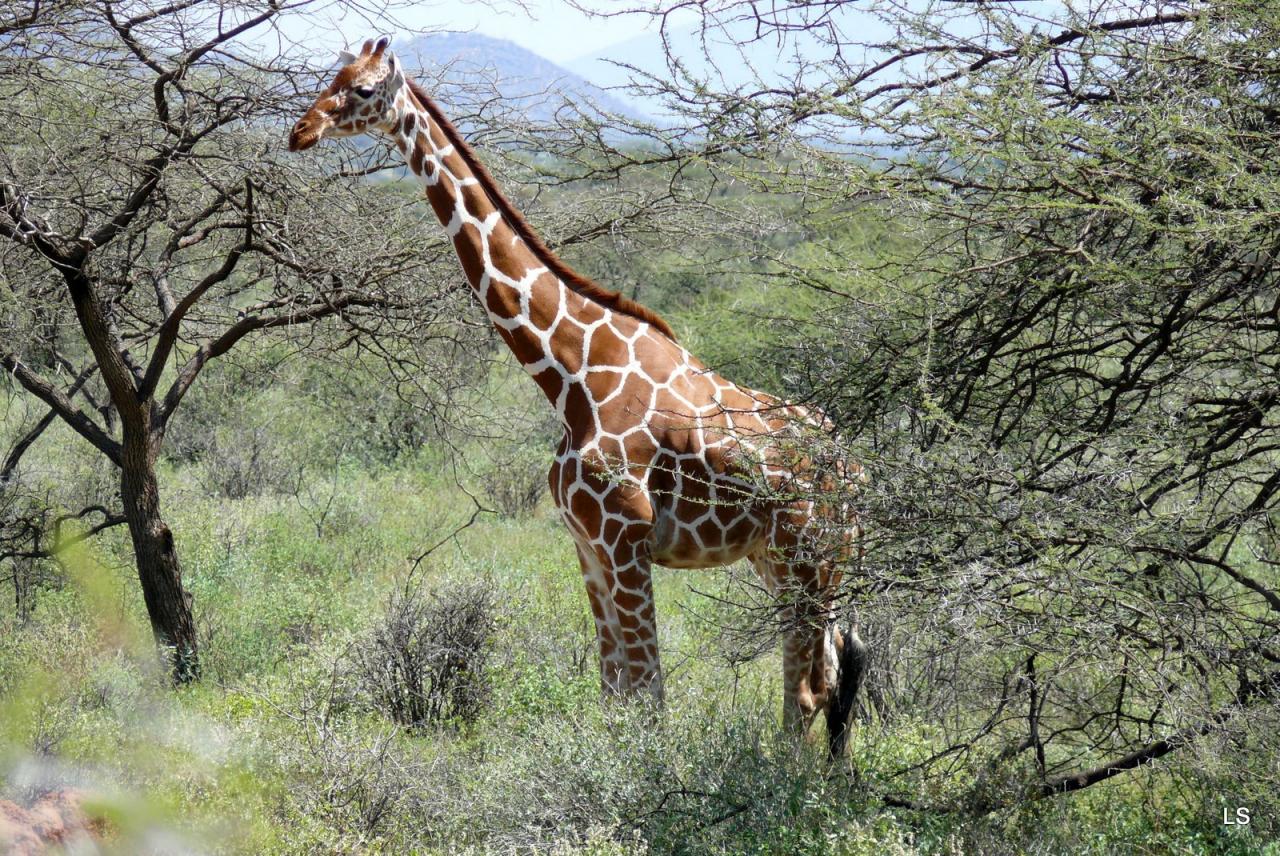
[
  {"x1": 753, "y1": 550, "x2": 831, "y2": 739},
  {"x1": 752, "y1": 540, "x2": 861, "y2": 751}
]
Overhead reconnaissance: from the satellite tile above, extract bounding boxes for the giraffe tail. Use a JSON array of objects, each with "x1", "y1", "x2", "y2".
[{"x1": 826, "y1": 626, "x2": 868, "y2": 759}]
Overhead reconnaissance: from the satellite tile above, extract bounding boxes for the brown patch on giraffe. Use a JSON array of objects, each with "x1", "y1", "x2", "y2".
[
  {"x1": 530, "y1": 366, "x2": 564, "y2": 402},
  {"x1": 570, "y1": 488, "x2": 604, "y2": 532},
  {"x1": 637, "y1": 339, "x2": 682, "y2": 385},
  {"x1": 409, "y1": 132, "x2": 427, "y2": 175},
  {"x1": 674, "y1": 495, "x2": 712, "y2": 525},
  {"x1": 453, "y1": 223, "x2": 486, "y2": 283},
  {"x1": 458, "y1": 181, "x2": 494, "y2": 225},
  {"x1": 579, "y1": 456, "x2": 620, "y2": 495},
  {"x1": 619, "y1": 627, "x2": 645, "y2": 649},
  {"x1": 423, "y1": 175, "x2": 455, "y2": 224},
  {"x1": 575, "y1": 295, "x2": 607, "y2": 326},
  {"x1": 661, "y1": 428, "x2": 698, "y2": 459},
  {"x1": 596, "y1": 372, "x2": 652, "y2": 426},
  {"x1": 649, "y1": 388, "x2": 698, "y2": 438},
  {"x1": 559, "y1": 448, "x2": 580, "y2": 479},
  {"x1": 524, "y1": 274, "x2": 560, "y2": 331},
  {"x1": 586, "y1": 323, "x2": 628, "y2": 369},
  {"x1": 401, "y1": 111, "x2": 417, "y2": 136},
  {"x1": 591, "y1": 431, "x2": 627, "y2": 464},
  {"x1": 548, "y1": 459, "x2": 563, "y2": 499},
  {"x1": 696, "y1": 516, "x2": 726, "y2": 549},
  {"x1": 551, "y1": 317, "x2": 586, "y2": 375},
  {"x1": 627, "y1": 661, "x2": 652, "y2": 683},
  {"x1": 599, "y1": 633, "x2": 619, "y2": 659},
  {"x1": 646, "y1": 447, "x2": 678, "y2": 484},
  {"x1": 485, "y1": 276, "x2": 522, "y2": 319},
  {"x1": 562, "y1": 383, "x2": 593, "y2": 437},
  {"x1": 486, "y1": 225, "x2": 526, "y2": 280},
  {"x1": 622, "y1": 521, "x2": 651, "y2": 546},
  {"x1": 727, "y1": 514, "x2": 763, "y2": 546},
  {"x1": 585, "y1": 368, "x2": 624, "y2": 404},
  {"x1": 601, "y1": 516, "x2": 624, "y2": 548},
  {"x1": 614, "y1": 586, "x2": 646, "y2": 614},
  {"x1": 716, "y1": 386, "x2": 759, "y2": 413}
]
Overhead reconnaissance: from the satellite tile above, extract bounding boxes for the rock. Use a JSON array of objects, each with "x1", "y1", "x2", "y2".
[{"x1": 0, "y1": 789, "x2": 104, "y2": 855}]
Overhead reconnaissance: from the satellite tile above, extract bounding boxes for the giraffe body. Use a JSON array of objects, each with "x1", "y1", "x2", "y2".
[{"x1": 290, "y1": 38, "x2": 867, "y2": 748}]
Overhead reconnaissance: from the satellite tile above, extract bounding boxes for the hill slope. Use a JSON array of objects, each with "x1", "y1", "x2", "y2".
[{"x1": 399, "y1": 32, "x2": 646, "y2": 123}]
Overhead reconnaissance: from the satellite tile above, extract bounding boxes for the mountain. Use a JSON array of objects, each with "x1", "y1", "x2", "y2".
[{"x1": 397, "y1": 32, "x2": 647, "y2": 124}]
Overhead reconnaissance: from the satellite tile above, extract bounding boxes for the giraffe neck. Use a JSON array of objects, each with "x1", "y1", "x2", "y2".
[{"x1": 390, "y1": 88, "x2": 606, "y2": 406}]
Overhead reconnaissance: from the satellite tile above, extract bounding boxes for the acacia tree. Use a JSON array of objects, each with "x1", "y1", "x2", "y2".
[
  {"x1": 580, "y1": 0, "x2": 1280, "y2": 820},
  {"x1": 0, "y1": 0, "x2": 481, "y2": 681}
]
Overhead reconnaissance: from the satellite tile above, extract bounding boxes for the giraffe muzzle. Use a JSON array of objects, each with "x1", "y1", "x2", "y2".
[
  {"x1": 288, "y1": 118, "x2": 318, "y2": 152},
  {"x1": 288, "y1": 106, "x2": 334, "y2": 152}
]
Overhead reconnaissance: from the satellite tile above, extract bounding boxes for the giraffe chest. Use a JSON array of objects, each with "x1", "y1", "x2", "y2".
[{"x1": 554, "y1": 405, "x2": 779, "y2": 570}]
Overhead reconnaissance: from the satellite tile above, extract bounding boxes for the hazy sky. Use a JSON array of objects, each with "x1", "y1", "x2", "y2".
[
  {"x1": 287, "y1": 0, "x2": 661, "y2": 65},
  {"x1": 278, "y1": 0, "x2": 1075, "y2": 71}
]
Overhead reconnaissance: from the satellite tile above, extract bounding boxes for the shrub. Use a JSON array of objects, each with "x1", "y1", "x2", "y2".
[
  {"x1": 478, "y1": 444, "x2": 549, "y2": 518},
  {"x1": 354, "y1": 580, "x2": 497, "y2": 730}
]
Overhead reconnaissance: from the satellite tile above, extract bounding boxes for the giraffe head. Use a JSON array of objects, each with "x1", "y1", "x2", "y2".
[{"x1": 288, "y1": 36, "x2": 406, "y2": 152}]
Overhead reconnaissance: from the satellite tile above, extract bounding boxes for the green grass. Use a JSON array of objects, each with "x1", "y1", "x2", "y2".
[{"x1": 1, "y1": 460, "x2": 1274, "y2": 854}]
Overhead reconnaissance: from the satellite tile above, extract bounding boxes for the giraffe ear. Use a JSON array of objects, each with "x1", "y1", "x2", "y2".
[
  {"x1": 385, "y1": 50, "x2": 405, "y2": 89},
  {"x1": 336, "y1": 48, "x2": 358, "y2": 66}
]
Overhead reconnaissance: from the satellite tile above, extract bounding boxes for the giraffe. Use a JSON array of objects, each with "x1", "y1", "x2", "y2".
[{"x1": 288, "y1": 37, "x2": 869, "y2": 754}]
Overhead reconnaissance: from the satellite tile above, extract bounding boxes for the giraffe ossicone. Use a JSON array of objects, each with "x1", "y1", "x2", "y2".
[{"x1": 289, "y1": 35, "x2": 869, "y2": 754}]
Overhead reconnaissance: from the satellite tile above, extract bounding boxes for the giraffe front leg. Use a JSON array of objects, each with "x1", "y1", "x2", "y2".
[
  {"x1": 611, "y1": 551, "x2": 663, "y2": 705},
  {"x1": 576, "y1": 540, "x2": 663, "y2": 704},
  {"x1": 575, "y1": 544, "x2": 629, "y2": 695}
]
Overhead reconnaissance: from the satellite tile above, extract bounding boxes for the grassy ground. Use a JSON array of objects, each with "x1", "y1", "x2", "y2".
[{"x1": 0, "y1": 457, "x2": 1272, "y2": 854}]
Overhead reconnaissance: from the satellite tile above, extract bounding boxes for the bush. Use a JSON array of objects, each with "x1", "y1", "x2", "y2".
[
  {"x1": 354, "y1": 580, "x2": 497, "y2": 730},
  {"x1": 477, "y1": 444, "x2": 550, "y2": 518}
]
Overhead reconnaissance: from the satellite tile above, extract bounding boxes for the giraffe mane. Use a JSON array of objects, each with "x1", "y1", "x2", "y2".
[{"x1": 406, "y1": 80, "x2": 678, "y2": 341}]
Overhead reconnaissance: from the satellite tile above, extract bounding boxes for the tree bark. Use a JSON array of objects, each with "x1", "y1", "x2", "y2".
[{"x1": 119, "y1": 407, "x2": 200, "y2": 683}]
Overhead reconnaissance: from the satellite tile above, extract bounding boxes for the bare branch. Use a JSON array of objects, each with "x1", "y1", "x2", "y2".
[{"x1": 1, "y1": 353, "x2": 121, "y2": 465}]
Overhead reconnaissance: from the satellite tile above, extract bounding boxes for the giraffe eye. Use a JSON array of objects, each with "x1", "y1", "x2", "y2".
[{"x1": 353, "y1": 85, "x2": 375, "y2": 99}]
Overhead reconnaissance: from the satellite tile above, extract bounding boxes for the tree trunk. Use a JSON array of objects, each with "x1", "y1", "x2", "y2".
[
  {"x1": 56, "y1": 264, "x2": 200, "y2": 683},
  {"x1": 119, "y1": 420, "x2": 199, "y2": 683}
]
